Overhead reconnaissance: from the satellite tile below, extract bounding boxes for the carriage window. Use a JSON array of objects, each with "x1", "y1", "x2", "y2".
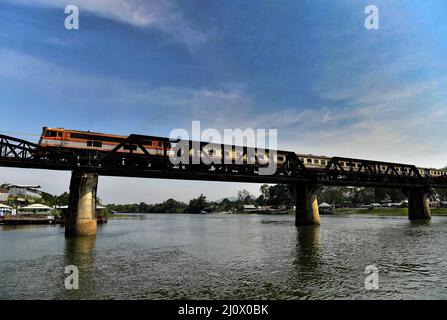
[
  {"x1": 278, "y1": 156, "x2": 284, "y2": 162},
  {"x1": 314, "y1": 159, "x2": 319, "y2": 164},
  {"x1": 93, "y1": 141, "x2": 102, "y2": 148},
  {"x1": 321, "y1": 160, "x2": 326, "y2": 165},
  {"x1": 307, "y1": 158, "x2": 312, "y2": 163},
  {"x1": 340, "y1": 162, "x2": 344, "y2": 166},
  {"x1": 158, "y1": 142, "x2": 163, "y2": 147},
  {"x1": 57, "y1": 131, "x2": 63, "y2": 137},
  {"x1": 209, "y1": 149, "x2": 215, "y2": 156},
  {"x1": 45, "y1": 130, "x2": 57, "y2": 137}
]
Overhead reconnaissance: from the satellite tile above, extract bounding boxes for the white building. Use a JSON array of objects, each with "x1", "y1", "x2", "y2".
[
  {"x1": 3, "y1": 185, "x2": 42, "y2": 200},
  {"x1": 0, "y1": 187, "x2": 9, "y2": 203},
  {"x1": 242, "y1": 204, "x2": 258, "y2": 212}
]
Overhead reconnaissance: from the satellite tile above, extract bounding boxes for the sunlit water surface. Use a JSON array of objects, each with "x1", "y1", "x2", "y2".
[{"x1": 1, "y1": 214, "x2": 446, "y2": 299}]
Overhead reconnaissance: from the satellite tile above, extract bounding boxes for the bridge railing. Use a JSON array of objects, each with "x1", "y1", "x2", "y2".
[
  {"x1": 0, "y1": 134, "x2": 77, "y2": 169},
  {"x1": 322, "y1": 157, "x2": 426, "y2": 186}
]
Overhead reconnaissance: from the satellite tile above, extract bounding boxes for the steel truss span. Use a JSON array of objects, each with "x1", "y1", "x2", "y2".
[{"x1": 0, "y1": 133, "x2": 446, "y2": 188}]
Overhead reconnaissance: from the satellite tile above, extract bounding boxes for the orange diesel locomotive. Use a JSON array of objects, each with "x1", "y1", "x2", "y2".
[{"x1": 38, "y1": 127, "x2": 168, "y2": 157}]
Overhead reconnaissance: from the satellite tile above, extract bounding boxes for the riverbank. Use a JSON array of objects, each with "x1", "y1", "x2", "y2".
[
  {"x1": 107, "y1": 207, "x2": 447, "y2": 217},
  {"x1": 333, "y1": 207, "x2": 447, "y2": 216}
]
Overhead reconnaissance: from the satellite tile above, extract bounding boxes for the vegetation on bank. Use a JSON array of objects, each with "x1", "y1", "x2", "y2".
[
  {"x1": 4, "y1": 183, "x2": 447, "y2": 216},
  {"x1": 107, "y1": 185, "x2": 447, "y2": 214},
  {"x1": 107, "y1": 184, "x2": 294, "y2": 214},
  {"x1": 332, "y1": 207, "x2": 447, "y2": 216}
]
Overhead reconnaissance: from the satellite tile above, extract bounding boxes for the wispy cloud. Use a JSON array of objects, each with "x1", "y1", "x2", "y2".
[
  {"x1": 1, "y1": 46, "x2": 446, "y2": 168},
  {"x1": 6, "y1": 0, "x2": 206, "y2": 49}
]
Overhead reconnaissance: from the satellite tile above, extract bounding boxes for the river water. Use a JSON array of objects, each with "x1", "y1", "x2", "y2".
[{"x1": 0, "y1": 213, "x2": 446, "y2": 299}]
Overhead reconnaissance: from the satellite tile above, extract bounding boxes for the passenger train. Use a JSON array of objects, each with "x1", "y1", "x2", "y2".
[{"x1": 38, "y1": 127, "x2": 447, "y2": 177}]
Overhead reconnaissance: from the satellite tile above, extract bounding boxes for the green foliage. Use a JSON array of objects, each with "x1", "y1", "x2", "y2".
[
  {"x1": 184, "y1": 194, "x2": 208, "y2": 213},
  {"x1": 255, "y1": 184, "x2": 293, "y2": 208},
  {"x1": 107, "y1": 198, "x2": 187, "y2": 213},
  {"x1": 30, "y1": 183, "x2": 423, "y2": 215},
  {"x1": 318, "y1": 187, "x2": 406, "y2": 207},
  {"x1": 107, "y1": 184, "x2": 294, "y2": 213}
]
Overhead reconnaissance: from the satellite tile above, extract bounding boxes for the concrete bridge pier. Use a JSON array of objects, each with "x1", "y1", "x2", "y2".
[
  {"x1": 294, "y1": 182, "x2": 320, "y2": 226},
  {"x1": 65, "y1": 171, "x2": 98, "y2": 237},
  {"x1": 407, "y1": 188, "x2": 431, "y2": 220}
]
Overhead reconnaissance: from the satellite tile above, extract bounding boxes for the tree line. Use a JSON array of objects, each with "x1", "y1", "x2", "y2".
[
  {"x1": 106, "y1": 185, "x2": 447, "y2": 213},
  {"x1": 5, "y1": 183, "x2": 446, "y2": 213}
]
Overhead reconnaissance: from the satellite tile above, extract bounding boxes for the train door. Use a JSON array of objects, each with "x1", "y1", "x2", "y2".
[
  {"x1": 62, "y1": 131, "x2": 69, "y2": 147},
  {"x1": 55, "y1": 130, "x2": 64, "y2": 147}
]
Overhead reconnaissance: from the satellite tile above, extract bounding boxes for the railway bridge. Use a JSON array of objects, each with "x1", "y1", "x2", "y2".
[{"x1": 1, "y1": 133, "x2": 446, "y2": 236}]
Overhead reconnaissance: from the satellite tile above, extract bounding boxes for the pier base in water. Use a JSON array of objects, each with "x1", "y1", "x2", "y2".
[
  {"x1": 407, "y1": 188, "x2": 431, "y2": 220},
  {"x1": 65, "y1": 171, "x2": 98, "y2": 237},
  {"x1": 294, "y1": 183, "x2": 320, "y2": 226}
]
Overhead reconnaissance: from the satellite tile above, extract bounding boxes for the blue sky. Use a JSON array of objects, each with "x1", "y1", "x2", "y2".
[{"x1": 0, "y1": 0, "x2": 446, "y2": 203}]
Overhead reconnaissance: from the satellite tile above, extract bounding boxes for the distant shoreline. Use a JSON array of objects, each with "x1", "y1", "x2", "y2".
[{"x1": 109, "y1": 207, "x2": 447, "y2": 218}]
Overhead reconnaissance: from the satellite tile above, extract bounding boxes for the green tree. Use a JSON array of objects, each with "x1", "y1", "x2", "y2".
[
  {"x1": 218, "y1": 198, "x2": 233, "y2": 211},
  {"x1": 56, "y1": 192, "x2": 70, "y2": 206},
  {"x1": 237, "y1": 189, "x2": 251, "y2": 204},
  {"x1": 184, "y1": 194, "x2": 208, "y2": 213}
]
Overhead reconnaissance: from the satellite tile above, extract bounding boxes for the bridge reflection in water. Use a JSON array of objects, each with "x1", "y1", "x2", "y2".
[
  {"x1": 57, "y1": 235, "x2": 97, "y2": 299},
  {"x1": 293, "y1": 226, "x2": 322, "y2": 288}
]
